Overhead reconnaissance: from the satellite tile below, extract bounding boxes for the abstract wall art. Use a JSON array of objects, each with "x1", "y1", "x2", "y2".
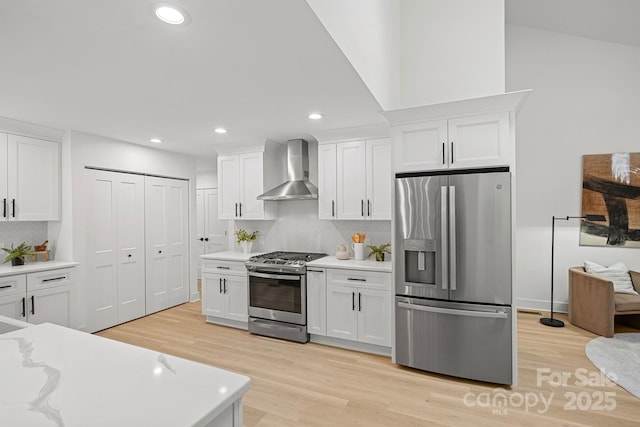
[{"x1": 581, "y1": 152, "x2": 640, "y2": 247}]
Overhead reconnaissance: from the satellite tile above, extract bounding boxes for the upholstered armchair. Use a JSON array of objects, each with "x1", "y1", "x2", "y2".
[{"x1": 568, "y1": 267, "x2": 640, "y2": 337}]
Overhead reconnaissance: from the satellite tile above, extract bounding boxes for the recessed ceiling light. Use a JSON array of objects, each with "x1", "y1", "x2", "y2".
[
  {"x1": 152, "y1": 3, "x2": 191, "y2": 25},
  {"x1": 150, "y1": 138, "x2": 162, "y2": 144},
  {"x1": 214, "y1": 128, "x2": 227, "y2": 134},
  {"x1": 308, "y1": 113, "x2": 323, "y2": 120}
]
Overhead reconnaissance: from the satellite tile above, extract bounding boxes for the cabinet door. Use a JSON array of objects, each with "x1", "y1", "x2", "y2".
[
  {"x1": 391, "y1": 120, "x2": 448, "y2": 172},
  {"x1": 224, "y1": 275, "x2": 248, "y2": 322},
  {"x1": 448, "y1": 112, "x2": 510, "y2": 169},
  {"x1": 202, "y1": 273, "x2": 225, "y2": 317},
  {"x1": 27, "y1": 285, "x2": 73, "y2": 327},
  {"x1": 239, "y1": 152, "x2": 264, "y2": 219},
  {"x1": 306, "y1": 269, "x2": 326, "y2": 335},
  {"x1": 365, "y1": 138, "x2": 391, "y2": 220},
  {"x1": 0, "y1": 293, "x2": 25, "y2": 321},
  {"x1": 0, "y1": 133, "x2": 7, "y2": 219},
  {"x1": 318, "y1": 144, "x2": 337, "y2": 220},
  {"x1": 7, "y1": 134, "x2": 60, "y2": 220},
  {"x1": 336, "y1": 141, "x2": 366, "y2": 219},
  {"x1": 218, "y1": 155, "x2": 240, "y2": 219},
  {"x1": 145, "y1": 176, "x2": 189, "y2": 314},
  {"x1": 357, "y1": 289, "x2": 391, "y2": 346},
  {"x1": 326, "y1": 284, "x2": 357, "y2": 341}
]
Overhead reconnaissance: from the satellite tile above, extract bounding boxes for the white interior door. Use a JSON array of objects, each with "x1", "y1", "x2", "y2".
[
  {"x1": 204, "y1": 189, "x2": 227, "y2": 254},
  {"x1": 196, "y1": 189, "x2": 206, "y2": 278},
  {"x1": 0, "y1": 133, "x2": 7, "y2": 220},
  {"x1": 145, "y1": 177, "x2": 169, "y2": 314},
  {"x1": 166, "y1": 179, "x2": 189, "y2": 308},
  {"x1": 87, "y1": 169, "x2": 118, "y2": 331},
  {"x1": 116, "y1": 174, "x2": 145, "y2": 324}
]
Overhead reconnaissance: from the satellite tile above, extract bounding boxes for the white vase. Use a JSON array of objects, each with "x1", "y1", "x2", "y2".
[{"x1": 240, "y1": 241, "x2": 253, "y2": 254}]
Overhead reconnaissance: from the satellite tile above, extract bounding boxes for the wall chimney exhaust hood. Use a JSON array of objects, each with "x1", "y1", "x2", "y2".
[{"x1": 257, "y1": 139, "x2": 318, "y2": 200}]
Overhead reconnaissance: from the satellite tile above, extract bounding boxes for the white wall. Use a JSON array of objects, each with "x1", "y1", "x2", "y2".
[
  {"x1": 196, "y1": 170, "x2": 218, "y2": 189},
  {"x1": 506, "y1": 25, "x2": 640, "y2": 311},
  {"x1": 400, "y1": 0, "x2": 505, "y2": 108},
  {"x1": 305, "y1": 0, "x2": 400, "y2": 110},
  {"x1": 63, "y1": 131, "x2": 198, "y2": 329}
]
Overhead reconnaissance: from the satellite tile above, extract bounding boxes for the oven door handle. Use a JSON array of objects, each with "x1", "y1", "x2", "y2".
[{"x1": 248, "y1": 271, "x2": 301, "y2": 281}]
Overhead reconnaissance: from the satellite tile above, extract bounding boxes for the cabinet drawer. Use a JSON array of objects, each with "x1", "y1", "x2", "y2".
[
  {"x1": 202, "y1": 260, "x2": 247, "y2": 276},
  {"x1": 0, "y1": 274, "x2": 26, "y2": 296},
  {"x1": 327, "y1": 269, "x2": 391, "y2": 291},
  {"x1": 27, "y1": 268, "x2": 74, "y2": 291}
]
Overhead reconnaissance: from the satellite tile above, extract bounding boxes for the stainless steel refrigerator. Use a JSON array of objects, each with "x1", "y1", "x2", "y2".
[{"x1": 394, "y1": 167, "x2": 513, "y2": 385}]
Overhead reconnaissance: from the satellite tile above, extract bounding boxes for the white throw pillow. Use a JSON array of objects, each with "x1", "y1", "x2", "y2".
[{"x1": 584, "y1": 260, "x2": 639, "y2": 295}]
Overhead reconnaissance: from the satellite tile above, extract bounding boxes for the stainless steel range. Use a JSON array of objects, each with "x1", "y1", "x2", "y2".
[{"x1": 246, "y1": 251, "x2": 326, "y2": 343}]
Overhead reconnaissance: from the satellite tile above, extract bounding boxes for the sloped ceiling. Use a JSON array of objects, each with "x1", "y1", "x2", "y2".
[{"x1": 0, "y1": 0, "x2": 385, "y2": 160}]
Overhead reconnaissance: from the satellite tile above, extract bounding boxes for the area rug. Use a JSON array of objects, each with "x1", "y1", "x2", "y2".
[{"x1": 585, "y1": 333, "x2": 640, "y2": 398}]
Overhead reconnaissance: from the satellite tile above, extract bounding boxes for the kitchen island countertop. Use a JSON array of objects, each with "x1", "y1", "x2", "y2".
[
  {"x1": 0, "y1": 320, "x2": 250, "y2": 426},
  {"x1": 307, "y1": 256, "x2": 392, "y2": 273}
]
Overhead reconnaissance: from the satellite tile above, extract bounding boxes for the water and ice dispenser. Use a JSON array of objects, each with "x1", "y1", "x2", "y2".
[{"x1": 403, "y1": 239, "x2": 436, "y2": 285}]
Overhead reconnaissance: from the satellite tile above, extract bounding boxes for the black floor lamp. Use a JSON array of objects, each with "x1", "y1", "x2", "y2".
[{"x1": 540, "y1": 214, "x2": 607, "y2": 328}]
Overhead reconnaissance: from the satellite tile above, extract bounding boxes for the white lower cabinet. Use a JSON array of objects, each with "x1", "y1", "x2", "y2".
[
  {"x1": 306, "y1": 268, "x2": 326, "y2": 335},
  {"x1": 322, "y1": 268, "x2": 391, "y2": 347},
  {"x1": 0, "y1": 268, "x2": 75, "y2": 327},
  {"x1": 202, "y1": 260, "x2": 248, "y2": 325}
]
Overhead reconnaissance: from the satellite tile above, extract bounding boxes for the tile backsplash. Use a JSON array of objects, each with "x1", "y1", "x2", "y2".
[
  {"x1": 0, "y1": 222, "x2": 48, "y2": 256},
  {"x1": 235, "y1": 200, "x2": 391, "y2": 256}
]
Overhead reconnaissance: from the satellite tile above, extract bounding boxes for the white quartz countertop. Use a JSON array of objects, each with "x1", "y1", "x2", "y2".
[
  {"x1": 0, "y1": 322, "x2": 251, "y2": 427},
  {"x1": 201, "y1": 251, "x2": 264, "y2": 262},
  {"x1": 0, "y1": 261, "x2": 79, "y2": 278},
  {"x1": 307, "y1": 256, "x2": 392, "y2": 273}
]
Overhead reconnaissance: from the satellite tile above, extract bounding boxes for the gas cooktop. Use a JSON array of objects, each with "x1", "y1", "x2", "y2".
[{"x1": 246, "y1": 251, "x2": 327, "y2": 273}]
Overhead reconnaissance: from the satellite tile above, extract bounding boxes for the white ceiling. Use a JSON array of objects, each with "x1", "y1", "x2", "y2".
[
  {"x1": 506, "y1": 0, "x2": 640, "y2": 48},
  {"x1": 0, "y1": 0, "x2": 384, "y2": 162},
  {"x1": 2, "y1": 1, "x2": 638, "y2": 165}
]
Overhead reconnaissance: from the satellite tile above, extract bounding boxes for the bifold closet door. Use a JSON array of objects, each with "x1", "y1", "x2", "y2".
[
  {"x1": 145, "y1": 176, "x2": 189, "y2": 314},
  {"x1": 87, "y1": 169, "x2": 145, "y2": 332}
]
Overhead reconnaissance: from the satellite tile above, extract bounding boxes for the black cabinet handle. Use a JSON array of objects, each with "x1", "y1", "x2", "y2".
[
  {"x1": 239, "y1": 203, "x2": 242, "y2": 217},
  {"x1": 219, "y1": 278, "x2": 222, "y2": 293},
  {"x1": 352, "y1": 292, "x2": 355, "y2": 311},
  {"x1": 358, "y1": 293, "x2": 362, "y2": 311},
  {"x1": 216, "y1": 266, "x2": 230, "y2": 270},
  {"x1": 450, "y1": 142, "x2": 454, "y2": 164},
  {"x1": 42, "y1": 276, "x2": 66, "y2": 282},
  {"x1": 442, "y1": 142, "x2": 445, "y2": 164},
  {"x1": 235, "y1": 203, "x2": 238, "y2": 217},
  {"x1": 347, "y1": 277, "x2": 366, "y2": 282},
  {"x1": 224, "y1": 278, "x2": 228, "y2": 294},
  {"x1": 361, "y1": 200, "x2": 364, "y2": 217},
  {"x1": 12, "y1": 199, "x2": 15, "y2": 218},
  {"x1": 367, "y1": 200, "x2": 371, "y2": 217},
  {"x1": 2, "y1": 198, "x2": 6, "y2": 218},
  {"x1": 21, "y1": 297, "x2": 26, "y2": 317},
  {"x1": 0, "y1": 284, "x2": 12, "y2": 289},
  {"x1": 307, "y1": 269, "x2": 323, "y2": 273},
  {"x1": 30, "y1": 295, "x2": 35, "y2": 315},
  {"x1": 331, "y1": 200, "x2": 335, "y2": 217}
]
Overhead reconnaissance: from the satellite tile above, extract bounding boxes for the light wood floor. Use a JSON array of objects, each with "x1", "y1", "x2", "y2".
[{"x1": 96, "y1": 303, "x2": 640, "y2": 426}]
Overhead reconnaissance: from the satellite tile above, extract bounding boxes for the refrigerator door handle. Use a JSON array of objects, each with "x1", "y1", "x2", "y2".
[
  {"x1": 440, "y1": 185, "x2": 448, "y2": 290},
  {"x1": 449, "y1": 185, "x2": 457, "y2": 291},
  {"x1": 397, "y1": 301, "x2": 508, "y2": 319}
]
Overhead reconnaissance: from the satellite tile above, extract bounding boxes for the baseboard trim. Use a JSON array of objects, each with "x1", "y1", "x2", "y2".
[
  {"x1": 517, "y1": 298, "x2": 568, "y2": 314},
  {"x1": 310, "y1": 334, "x2": 391, "y2": 357}
]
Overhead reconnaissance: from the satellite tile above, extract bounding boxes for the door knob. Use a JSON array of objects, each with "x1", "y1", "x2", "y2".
[
  {"x1": 128, "y1": 254, "x2": 132, "y2": 258},
  {"x1": 158, "y1": 250, "x2": 162, "y2": 254},
  {"x1": 204, "y1": 237, "x2": 209, "y2": 241}
]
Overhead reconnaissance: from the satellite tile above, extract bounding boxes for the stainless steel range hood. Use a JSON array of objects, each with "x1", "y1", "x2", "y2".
[{"x1": 257, "y1": 139, "x2": 318, "y2": 200}]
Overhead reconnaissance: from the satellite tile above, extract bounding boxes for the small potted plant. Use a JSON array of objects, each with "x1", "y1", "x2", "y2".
[
  {"x1": 235, "y1": 229, "x2": 259, "y2": 253},
  {"x1": 367, "y1": 242, "x2": 391, "y2": 262},
  {"x1": 2, "y1": 242, "x2": 33, "y2": 266}
]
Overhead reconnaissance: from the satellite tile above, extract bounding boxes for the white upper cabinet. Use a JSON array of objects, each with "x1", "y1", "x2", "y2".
[
  {"x1": 0, "y1": 133, "x2": 60, "y2": 221},
  {"x1": 317, "y1": 144, "x2": 337, "y2": 220},
  {"x1": 217, "y1": 150, "x2": 277, "y2": 220},
  {"x1": 320, "y1": 137, "x2": 391, "y2": 221},
  {"x1": 391, "y1": 112, "x2": 510, "y2": 172},
  {"x1": 384, "y1": 91, "x2": 531, "y2": 173}
]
